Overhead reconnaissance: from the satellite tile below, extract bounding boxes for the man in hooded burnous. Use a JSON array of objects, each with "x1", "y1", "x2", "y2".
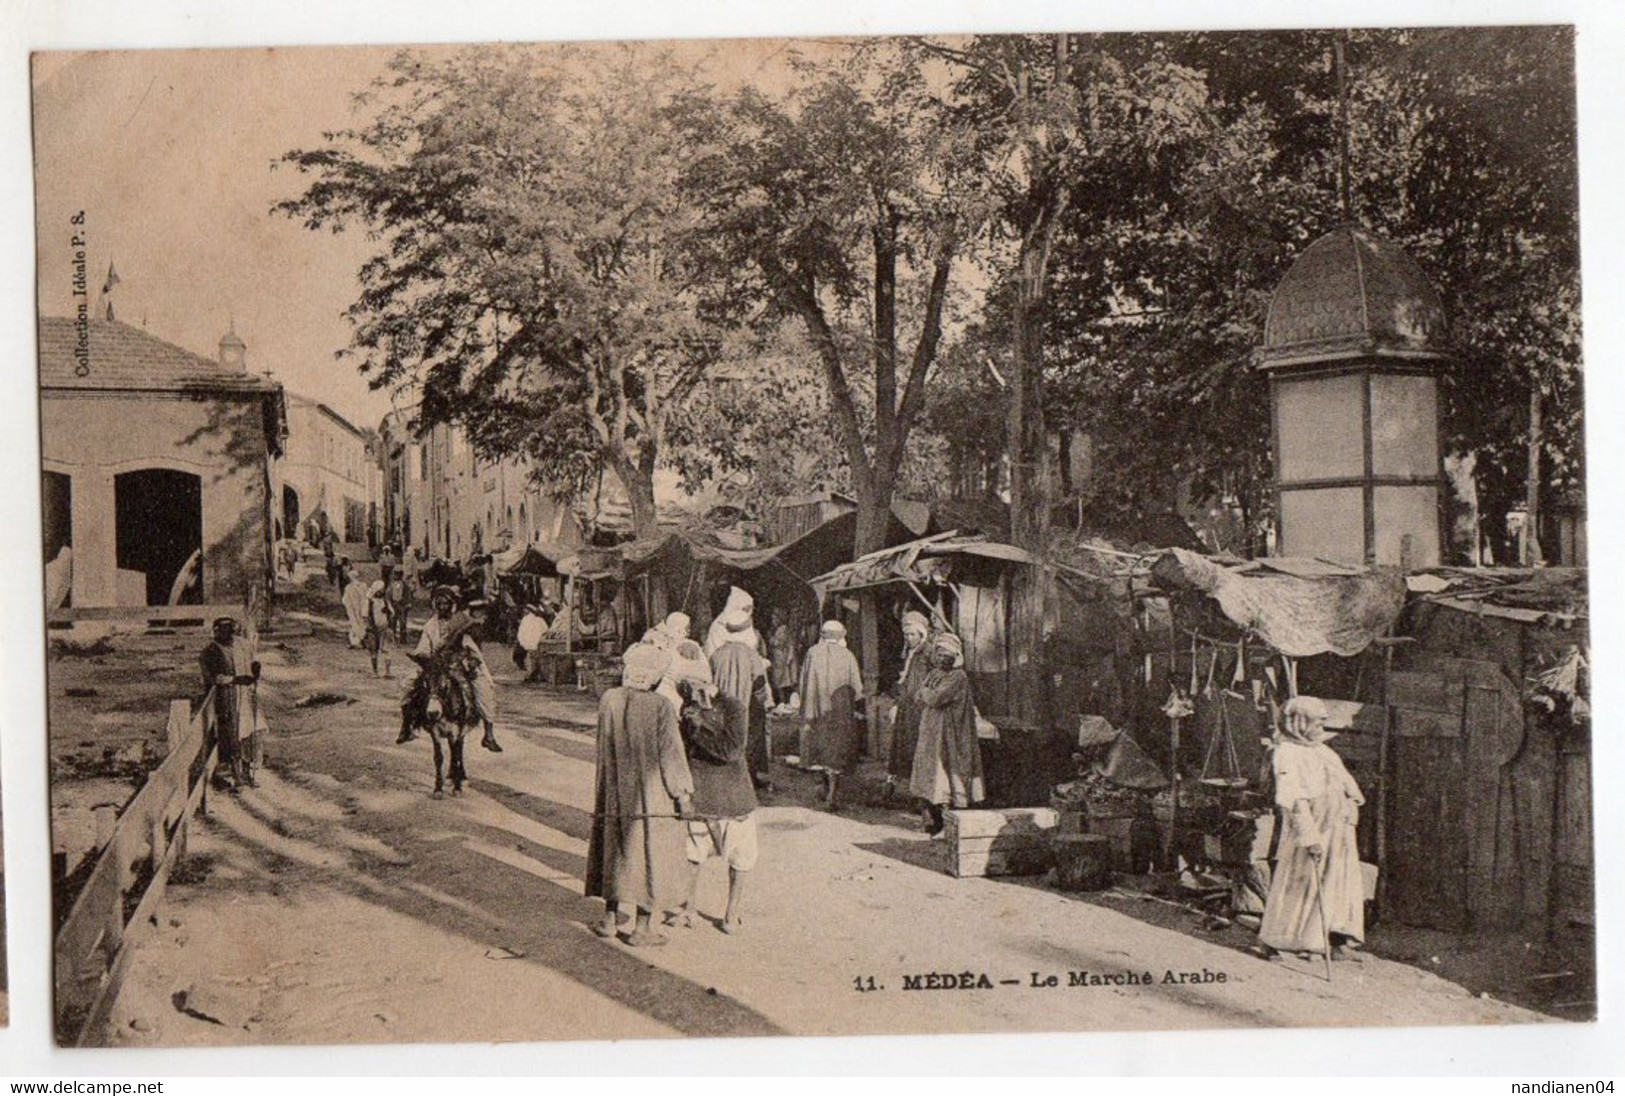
[
  {"x1": 1251, "y1": 695, "x2": 1366, "y2": 962},
  {"x1": 909, "y1": 631, "x2": 986, "y2": 836},
  {"x1": 709, "y1": 595, "x2": 774, "y2": 793},
  {"x1": 586, "y1": 641, "x2": 694, "y2": 947},
  {"x1": 800, "y1": 619, "x2": 865, "y2": 809},
  {"x1": 885, "y1": 610, "x2": 933, "y2": 797}
]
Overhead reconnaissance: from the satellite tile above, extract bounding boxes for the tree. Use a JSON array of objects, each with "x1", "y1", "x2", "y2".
[
  {"x1": 995, "y1": 28, "x2": 1582, "y2": 566},
  {"x1": 679, "y1": 47, "x2": 979, "y2": 690},
  {"x1": 276, "y1": 44, "x2": 720, "y2": 538},
  {"x1": 663, "y1": 323, "x2": 853, "y2": 519}
]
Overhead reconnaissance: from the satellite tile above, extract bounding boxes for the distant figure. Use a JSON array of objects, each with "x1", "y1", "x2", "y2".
[
  {"x1": 885, "y1": 610, "x2": 933, "y2": 797},
  {"x1": 341, "y1": 562, "x2": 369, "y2": 648},
  {"x1": 324, "y1": 532, "x2": 342, "y2": 589},
  {"x1": 767, "y1": 610, "x2": 801, "y2": 700},
  {"x1": 200, "y1": 616, "x2": 265, "y2": 790},
  {"x1": 675, "y1": 678, "x2": 757, "y2": 934},
  {"x1": 385, "y1": 569, "x2": 412, "y2": 644},
  {"x1": 586, "y1": 642, "x2": 694, "y2": 947},
  {"x1": 363, "y1": 579, "x2": 393, "y2": 678},
  {"x1": 378, "y1": 543, "x2": 400, "y2": 585},
  {"x1": 1252, "y1": 696, "x2": 1366, "y2": 962},
  {"x1": 909, "y1": 632, "x2": 986, "y2": 836},
  {"x1": 800, "y1": 619, "x2": 865, "y2": 810}
]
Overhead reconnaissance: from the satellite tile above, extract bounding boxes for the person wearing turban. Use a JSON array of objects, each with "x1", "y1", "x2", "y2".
[
  {"x1": 586, "y1": 641, "x2": 695, "y2": 947},
  {"x1": 799, "y1": 619, "x2": 865, "y2": 809},
  {"x1": 710, "y1": 605, "x2": 775, "y2": 794},
  {"x1": 363, "y1": 579, "x2": 393, "y2": 678},
  {"x1": 909, "y1": 631, "x2": 986, "y2": 835},
  {"x1": 1251, "y1": 695, "x2": 1367, "y2": 962},
  {"x1": 885, "y1": 610, "x2": 934, "y2": 795}
]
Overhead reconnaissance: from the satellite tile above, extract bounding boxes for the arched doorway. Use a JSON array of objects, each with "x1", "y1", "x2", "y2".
[
  {"x1": 283, "y1": 485, "x2": 301, "y2": 541},
  {"x1": 114, "y1": 468, "x2": 203, "y2": 606}
]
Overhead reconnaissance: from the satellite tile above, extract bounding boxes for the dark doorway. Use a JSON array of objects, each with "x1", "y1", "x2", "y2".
[
  {"x1": 114, "y1": 468, "x2": 203, "y2": 606},
  {"x1": 283, "y1": 485, "x2": 300, "y2": 541},
  {"x1": 43, "y1": 470, "x2": 72, "y2": 562}
]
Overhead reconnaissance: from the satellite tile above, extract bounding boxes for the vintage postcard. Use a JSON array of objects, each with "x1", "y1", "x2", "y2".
[{"x1": 31, "y1": 28, "x2": 1592, "y2": 1049}]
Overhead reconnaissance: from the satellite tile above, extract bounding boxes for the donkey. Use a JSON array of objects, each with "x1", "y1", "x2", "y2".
[{"x1": 402, "y1": 624, "x2": 484, "y2": 798}]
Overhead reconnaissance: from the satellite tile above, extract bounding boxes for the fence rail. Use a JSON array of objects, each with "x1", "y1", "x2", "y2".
[
  {"x1": 54, "y1": 691, "x2": 217, "y2": 1046},
  {"x1": 48, "y1": 604, "x2": 244, "y2": 629}
]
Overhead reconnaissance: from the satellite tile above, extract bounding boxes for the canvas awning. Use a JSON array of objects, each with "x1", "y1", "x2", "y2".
[
  {"x1": 809, "y1": 533, "x2": 1037, "y2": 599},
  {"x1": 1149, "y1": 547, "x2": 1406, "y2": 658},
  {"x1": 495, "y1": 538, "x2": 574, "y2": 577}
]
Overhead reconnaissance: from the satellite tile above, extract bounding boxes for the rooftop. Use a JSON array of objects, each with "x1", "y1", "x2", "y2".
[
  {"x1": 38, "y1": 316, "x2": 281, "y2": 395},
  {"x1": 1259, "y1": 226, "x2": 1448, "y2": 370}
]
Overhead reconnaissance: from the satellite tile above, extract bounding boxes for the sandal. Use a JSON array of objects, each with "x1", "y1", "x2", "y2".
[{"x1": 591, "y1": 919, "x2": 617, "y2": 939}]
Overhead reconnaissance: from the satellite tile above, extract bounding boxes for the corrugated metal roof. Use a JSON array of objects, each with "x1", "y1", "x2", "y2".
[{"x1": 38, "y1": 316, "x2": 281, "y2": 394}]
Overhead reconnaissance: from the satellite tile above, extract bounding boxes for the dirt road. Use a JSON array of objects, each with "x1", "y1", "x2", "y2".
[{"x1": 97, "y1": 582, "x2": 1545, "y2": 1047}]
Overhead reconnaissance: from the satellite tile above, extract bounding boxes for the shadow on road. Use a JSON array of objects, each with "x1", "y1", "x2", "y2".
[{"x1": 184, "y1": 761, "x2": 786, "y2": 1042}]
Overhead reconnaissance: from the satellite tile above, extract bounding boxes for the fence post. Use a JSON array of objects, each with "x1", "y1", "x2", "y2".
[{"x1": 167, "y1": 699, "x2": 190, "y2": 755}]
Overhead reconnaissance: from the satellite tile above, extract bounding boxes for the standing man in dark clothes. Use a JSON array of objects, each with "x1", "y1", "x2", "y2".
[
  {"x1": 709, "y1": 606, "x2": 774, "y2": 793},
  {"x1": 200, "y1": 616, "x2": 264, "y2": 790},
  {"x1": 674, "y1": 678, "x2": 758, "y2": 934}
]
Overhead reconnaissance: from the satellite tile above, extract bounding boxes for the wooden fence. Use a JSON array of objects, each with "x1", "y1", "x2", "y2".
[
  {"x1": 54, "y1": 691, "x2": 217, "y2": 1046},
  {"x1": 48, "y1": 604, "x2": 244, "y2": 631}
]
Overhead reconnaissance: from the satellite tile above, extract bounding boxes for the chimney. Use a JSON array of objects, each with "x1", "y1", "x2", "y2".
[{"x1": 219, "y1": 322, "x2": 247, "y2": 372}]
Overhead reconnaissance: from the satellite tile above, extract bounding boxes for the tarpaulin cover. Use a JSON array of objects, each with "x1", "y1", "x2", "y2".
[
  {"x1": 1406, "y1": 567, "x2": 1587, "y2": 626},
  {"x1": 1153, "y1": 548, "x2": 1405, "y2": 658},
  {"x1": 497, "y1": 542, "x2": 570, "y2": 576},
  {"x1": 809, "y1": 534, "x2": 1036, "y2": 597}
]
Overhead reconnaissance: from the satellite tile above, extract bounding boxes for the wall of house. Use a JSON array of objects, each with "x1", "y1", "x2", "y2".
[
  {"x1": 418, "y1": 423, "x2": 579, "y2": 561},
  {"x1": 277, "y1": 400, "x2": 375, "y2": 545},
  {"x1": 41, "y1": 389, "x2": 272, "y2": 608}
]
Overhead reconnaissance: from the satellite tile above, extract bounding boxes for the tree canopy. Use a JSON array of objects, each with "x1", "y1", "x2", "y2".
[
  {"x1": 277, "y1": 44, "x2": 723, "y2": 536},
  {"x1": 280, "y1": 30, "x2": 1583, "y2": 565}
]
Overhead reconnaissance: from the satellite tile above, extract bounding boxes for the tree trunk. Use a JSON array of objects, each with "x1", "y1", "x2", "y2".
[
  {"x1": 612, "y1": 452, "x2": 660, "y2": 541},
  {"x1": 1524, "y1": 376, "x2": 1544, "y2": 567},
  {"x1": 854, "y1": 477, "x2": 894, "y2": 760},
  {"x1": 1007, "y1": 255, "x2": 1053, "y2": 729}
]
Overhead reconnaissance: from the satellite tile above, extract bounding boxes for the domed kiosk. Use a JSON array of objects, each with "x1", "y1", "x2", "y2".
[{"x1": 1259, "y1": 226, "x2": 1448, "y2": 568}]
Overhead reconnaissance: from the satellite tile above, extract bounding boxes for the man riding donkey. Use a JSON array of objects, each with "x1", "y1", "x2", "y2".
[{"x1": 397, "y1": 584, "x2": 504, "y2": 754}]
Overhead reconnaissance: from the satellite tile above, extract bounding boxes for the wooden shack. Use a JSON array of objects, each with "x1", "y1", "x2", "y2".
[{"x1": 1381, "y1": 568, "x2": 1590, "y2": 935}]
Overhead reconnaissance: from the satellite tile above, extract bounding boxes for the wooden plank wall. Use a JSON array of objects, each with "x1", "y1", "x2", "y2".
[{"x1": 1384, "y1": 603, "x2": 1590, "y2": 937}]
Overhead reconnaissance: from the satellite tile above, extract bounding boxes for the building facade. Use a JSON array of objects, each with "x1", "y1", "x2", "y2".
[
  {"x1": 39, "y1": 318, "x2": 285, "y2": 613},
  {"x1": 276, "y1": 393, "x2": 379, "y2": 547},
  {"x1": 384, "y1": 418, "x2": 582, "y2": 562}
]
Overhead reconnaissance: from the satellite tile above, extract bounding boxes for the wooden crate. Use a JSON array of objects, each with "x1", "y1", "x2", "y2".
[{"x1": 944, "y1": 807, "x2": 1058, "y2": 879}]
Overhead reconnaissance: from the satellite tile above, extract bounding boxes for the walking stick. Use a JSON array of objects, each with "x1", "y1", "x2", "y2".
[{"x1": 1310, "y1": 853, "x2": 1334, "y2": 983}]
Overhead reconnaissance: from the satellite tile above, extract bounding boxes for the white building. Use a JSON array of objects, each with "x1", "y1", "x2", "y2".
[{"x1": 276, "y1": 393, "x2": 378, "y2": 547}]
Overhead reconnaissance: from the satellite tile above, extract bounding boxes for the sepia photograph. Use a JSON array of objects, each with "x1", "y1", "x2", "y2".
[{"x1": 30, "y1": 26, "x2": 1593, "y2": 1051}]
